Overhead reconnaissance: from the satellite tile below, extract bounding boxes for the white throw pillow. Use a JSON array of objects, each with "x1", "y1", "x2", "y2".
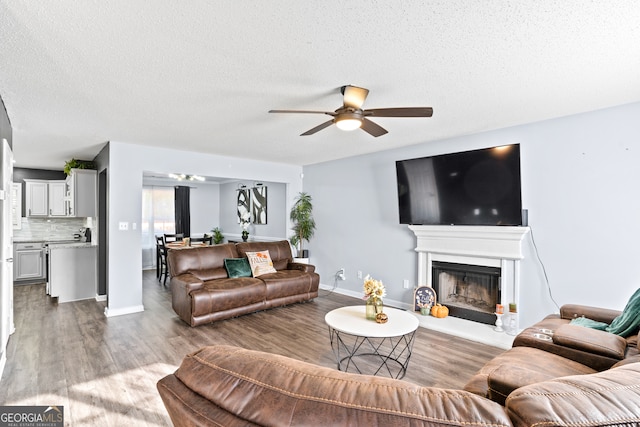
[{"x1": 246, "y1": 250, "x2": 277, "y2": 277}]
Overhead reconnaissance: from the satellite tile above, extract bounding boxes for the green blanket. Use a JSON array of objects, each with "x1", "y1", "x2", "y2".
[
  {"x1": 606, "y1": 288, "x2": 640, "y2": 336},
  {"x1": 570, "y1": 288, "x2": 640, "y2": 337}
]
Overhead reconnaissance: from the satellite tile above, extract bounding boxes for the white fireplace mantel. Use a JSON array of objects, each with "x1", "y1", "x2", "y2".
[
  {"x1": 409, "y1": 225, "x2": 530, "y2": 309},
  {"x1": 409, "y1": 225, "x2": 530, "y2": 260}
]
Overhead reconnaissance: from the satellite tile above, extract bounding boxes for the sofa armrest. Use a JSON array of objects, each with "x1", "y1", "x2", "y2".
[
  {"x1": 171, "y1": 273, "x2": 204, "y2": 293},
  {"x1": 287, "y1": 262, "x2": 316, "y2": 273},
  {"x1": 560, "y1": 304, "x2": 621, "y2": 323},
  {"x1": 553, "y1": 324, "x2": 627, "y2": 360}
]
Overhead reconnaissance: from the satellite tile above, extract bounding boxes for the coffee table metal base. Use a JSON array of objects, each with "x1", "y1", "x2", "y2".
[{"x1": 328, "y1": 327, "x2": 417, "y2": 379}]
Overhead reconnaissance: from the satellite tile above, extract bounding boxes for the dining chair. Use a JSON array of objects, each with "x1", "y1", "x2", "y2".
[
  {"x1": 164, "y1": 233, "x2": 184, "y2": 244},
  {"x1": 156, "y1": 235, "x2": 170, "y2": 286},
  {"x1": 190, "y1": 234, "x2": 213, "y2": 245}
]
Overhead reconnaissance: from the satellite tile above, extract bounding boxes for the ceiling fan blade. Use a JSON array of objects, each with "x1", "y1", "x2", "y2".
[
  {"x1": 301, "y1": 119, "x2": 334, "y2": 136},
  {"x1": 361, "y1": 118, "x2": 388, "y2": 137},
  {"x1": 269, "y1": 109, "x2": 335, "y2": 115},
  {"x1": 341, "y1": 85, "x2": 369, "y2": 109},
  {"x1": 365, "y1": 107, "x2": 433, "y2": 117}
]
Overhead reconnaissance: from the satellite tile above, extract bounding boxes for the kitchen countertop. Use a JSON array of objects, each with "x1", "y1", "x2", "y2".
[
  {"x1": 14, "y1": 238, "x2": 95, "y2": 248},
  {"x1": 46, "y1": 242, "x2": 95, "y2": 249}
]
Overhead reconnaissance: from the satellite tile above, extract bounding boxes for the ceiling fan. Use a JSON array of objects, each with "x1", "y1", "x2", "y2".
[{"x1": 269, "y1": 85, "x2": 433, "y2": 137}]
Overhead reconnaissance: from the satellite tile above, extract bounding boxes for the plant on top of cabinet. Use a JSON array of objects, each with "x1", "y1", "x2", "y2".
[{"x1": 64, "y1": 158, "x2": 95, "y2": 176}]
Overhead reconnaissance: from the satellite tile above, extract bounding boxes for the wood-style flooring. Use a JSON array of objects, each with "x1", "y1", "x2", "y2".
[{"x1": 0, "y1": 271, "x2": 504, "y2": 426}]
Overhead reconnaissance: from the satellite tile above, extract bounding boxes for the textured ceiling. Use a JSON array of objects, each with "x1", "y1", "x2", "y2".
[{"x1": 1, "y1": 1, "x2": 640, "y2": 170}]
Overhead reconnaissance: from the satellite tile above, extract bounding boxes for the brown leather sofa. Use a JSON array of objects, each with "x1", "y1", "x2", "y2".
[
  {"x1": 167, "y1": 240, "x2": 319, "y2": 326},
  {"x1": 157, "y1": 344, "x2": 640, "y2": 426},
  {"x1": 464, "y1": 303, "x2": 640, "y2": 405}
]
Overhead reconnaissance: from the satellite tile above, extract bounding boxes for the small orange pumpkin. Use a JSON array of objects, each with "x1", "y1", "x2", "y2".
[{"x1": 431, "y1": 303, "x2": 449, "y2": 318}]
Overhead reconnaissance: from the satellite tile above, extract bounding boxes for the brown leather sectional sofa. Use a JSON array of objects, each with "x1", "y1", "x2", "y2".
[
  {"x1": 167, "y1": 240, "x2": 319, "y2": 326},
  {"x1": 158, "y1": 344, "x2": 640, "y2": 426},
  {"x1": 464, "y1": 303, "x2": 640, "y2": 405},
  {"x1": 157, "y1": 301, "x2": 640, "y2": 426}
]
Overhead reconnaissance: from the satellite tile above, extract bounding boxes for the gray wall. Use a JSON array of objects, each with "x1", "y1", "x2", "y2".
[
  {"x1": 302, "y1": 102, "x2": 640, "y2": 328},
  {"x1": 219, "y1": 180, "x2": 287, "y2": 241}
]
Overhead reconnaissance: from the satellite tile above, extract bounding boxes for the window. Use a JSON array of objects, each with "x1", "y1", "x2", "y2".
[{"x1": 141, "y1": 186, "x2": 175, "y2": 270}]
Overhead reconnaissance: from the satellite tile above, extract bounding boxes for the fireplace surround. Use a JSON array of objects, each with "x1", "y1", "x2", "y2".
[{"x1": 409, "y1": 225, "x2": 530, "y2": 327}]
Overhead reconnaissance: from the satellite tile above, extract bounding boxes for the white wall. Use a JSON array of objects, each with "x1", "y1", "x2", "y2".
[
  {"x1": 219, "y1": 180, "x2": 287, "y2": 242},
  {"x1": 189, "y1": 183, "x2": 220, "y2": 236},
  {"x1": 103, "y1": 142, "x2": 302, "y2": 316},
  {"x1": 302, "y1": 102, "x2": 640, "y2": 328}
]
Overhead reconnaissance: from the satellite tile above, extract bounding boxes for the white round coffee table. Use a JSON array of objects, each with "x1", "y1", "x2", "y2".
[{"x1": 325, "y1": 305, "x2": 419, "y2": 379}]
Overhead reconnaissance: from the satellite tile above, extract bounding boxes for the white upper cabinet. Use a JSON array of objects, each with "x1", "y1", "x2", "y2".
[
  {"x1": 48, "y1": 181, "x2": 67, "y2": 217},
  {"x1": 25, "y1": 180, "x2": 48, "y2": 217},
  {"x1": 65, "y1": 169, "x2": 97, "y2": 218}
]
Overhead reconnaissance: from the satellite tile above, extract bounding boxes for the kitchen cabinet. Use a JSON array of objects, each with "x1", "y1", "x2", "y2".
[
  {"x1": 25, "y1": 180, "x2": 48, "y2": 216},
  {"x1": 65, "y1": 169, "x2": 97, "y2": 217},
  {"x1": 48, "y1": 181, "x2": 66, "y2": 216},
  {"x1": 24, "y1": 179, "x2": 67, "y2": 217},
  {"x1": 48, "y1": 244, "x2": 97, "y2": 303},
  {"x1": 14, "y1": 242, "x2": 46, "y2": 283}
]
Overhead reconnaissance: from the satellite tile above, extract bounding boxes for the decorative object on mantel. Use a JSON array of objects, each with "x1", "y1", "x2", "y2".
[
  {"x1": 289, "y1": 192, "x2": 315, "y2": 259},
  {"x1": 431, "y1": 304, "x2": 449, "y2": 318},
  {"x1": 63, "y1": 158, "x2": 95, "y2": 176},
  {"x1": 363, "y1": 275, "x2": 386, "y2": 321},
  {"x1": 414, "y1": 285, "x2": 436, "y2": 314}
]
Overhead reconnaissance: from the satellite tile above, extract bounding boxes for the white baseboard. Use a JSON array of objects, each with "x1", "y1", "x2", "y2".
[
  {"x1": 95, "y1": 294, "x2": 107, "y2": 302},
  {"x1": 104, "y1": 305, "x2": 144, "y2": 317}
]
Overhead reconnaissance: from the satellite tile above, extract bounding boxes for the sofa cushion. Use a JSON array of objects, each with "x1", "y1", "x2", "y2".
[
  {"x1": 246, "y1": 250, "x2": 277, "y2": 277},
  {"x1": 170, "y1": 345, "x2": 512, "y2": 427},
  {"x1": 236, "y1": 240, "x2": 293, "y2": 270},
  {"x1": 168, "y1": 243, "x2": 239, "y2": 278},
  {"x1": 190, "y1": 278, "x2": 265, "y2": 317},
  {"x1": 506, "y1": 362, "x2": 640, "y2": 426},
  {"x1": 223, "y1": 258, "x2": 252, "y2": 278},
  {"x1": 553, "y1": 324, "x2": 627, "y2": 360},
  {"x1": 463, "y1": 346, "x2": 596, "y2": 405}
]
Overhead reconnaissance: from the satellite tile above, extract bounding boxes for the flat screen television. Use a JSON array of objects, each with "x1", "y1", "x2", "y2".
[{"x1": 396, "y1": 144, "x2": 522, "y2": 225}]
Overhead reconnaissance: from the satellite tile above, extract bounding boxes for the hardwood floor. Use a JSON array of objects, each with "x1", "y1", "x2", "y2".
[{"x1": 1, "y1": 271, "x2": 504, "y2": 426}]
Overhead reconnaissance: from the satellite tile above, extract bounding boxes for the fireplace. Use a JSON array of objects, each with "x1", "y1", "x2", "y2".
[
  {"x1": 408, "y1": 225, "x2": 529, "y2": 329},
  {"x1": 432, "y1": 261, "x2": 500, "y2": 325}
]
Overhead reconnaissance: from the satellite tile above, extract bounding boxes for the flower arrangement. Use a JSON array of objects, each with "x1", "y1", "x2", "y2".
[
  {"x1": 363, "y1": 275, "x2": 386, "y2": 301},
  {"x1": 240, "y1": 212, "x2": 251, "y2": 240},
  {"x1": 240, "y1": 212, "x2": 251, "y2": 230}
]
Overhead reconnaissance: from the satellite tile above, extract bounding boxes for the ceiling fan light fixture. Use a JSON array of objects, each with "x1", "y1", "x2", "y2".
[{"x1": 335, "y1": 114, "x2": 363, "y2": 131}]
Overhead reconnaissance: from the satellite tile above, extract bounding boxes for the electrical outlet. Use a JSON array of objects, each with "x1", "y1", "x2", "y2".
[
  {"x1": 403, "y1": 279, "x2": 410, "y2": 289},
  {"x1": 119, "y1": 221, "x2": 128, "y2": 231},
  {"x1": 357, "y1": 270, "x2": 362, "y2": 279},
  {"x1": 337, "y1": 268, "x2": 346, "y2": 281}
]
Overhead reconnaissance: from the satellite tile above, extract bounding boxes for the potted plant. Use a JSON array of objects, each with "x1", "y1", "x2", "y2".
[
  {"x1": 289, "y1": 192, "x2": 316, "y2": 259},
  {"x1": 64, "y1": 158, "x2": 96, "y2": 176},
  {"x1": 210, "y1": 227, "x2": 225, "y2": 244}
]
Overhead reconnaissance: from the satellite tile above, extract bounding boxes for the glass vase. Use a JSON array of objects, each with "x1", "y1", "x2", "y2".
[{"x1": 366, "y1": 296, "x2": 383, "y2": 320}]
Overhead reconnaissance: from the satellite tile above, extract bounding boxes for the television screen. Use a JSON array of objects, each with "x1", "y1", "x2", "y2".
[{"x1": 396, "y1": 144, "x2": 522, "y2": 225}]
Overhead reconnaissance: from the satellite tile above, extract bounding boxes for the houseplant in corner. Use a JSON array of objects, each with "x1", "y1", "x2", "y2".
[{"x1": 289, "y1": 192, "x2": 316, "y2": 260}]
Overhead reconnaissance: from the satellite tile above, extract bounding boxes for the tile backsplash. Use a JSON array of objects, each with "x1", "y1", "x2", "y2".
[{"x1": 14, "y1": 217, "x2": 93, "y2": 241}]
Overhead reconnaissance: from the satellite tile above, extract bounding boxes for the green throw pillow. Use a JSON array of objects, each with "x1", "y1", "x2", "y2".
[{"x1": 224, "y1": 258, "x2": 252, "y2": 278}]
